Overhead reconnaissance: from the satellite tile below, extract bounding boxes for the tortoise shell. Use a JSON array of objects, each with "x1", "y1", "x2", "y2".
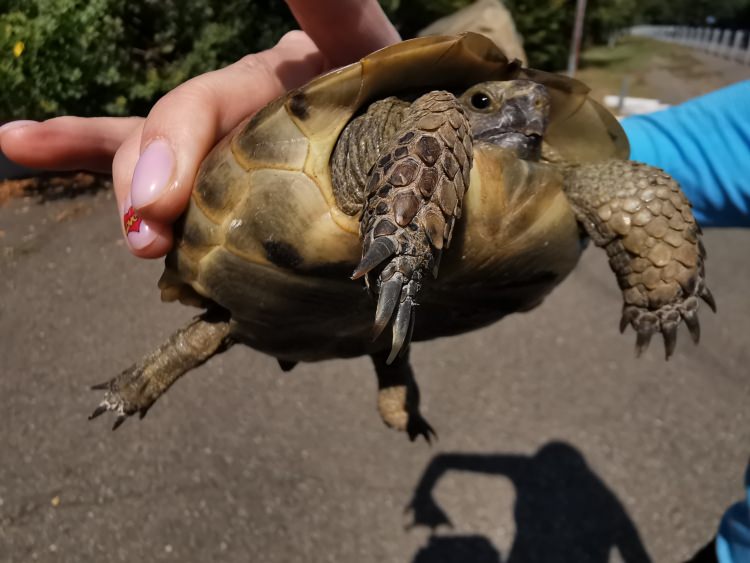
[{"x1": 158, "y1": 33, "x2": 628, "y2": 362}]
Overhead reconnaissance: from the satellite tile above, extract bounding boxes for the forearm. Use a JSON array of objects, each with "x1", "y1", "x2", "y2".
[
  {"x1": 717, "y1": 464, "x2": 750, "y2": 562},
  {"x1": 622, "y1": 81, "x2": 750, "y2": 228}
]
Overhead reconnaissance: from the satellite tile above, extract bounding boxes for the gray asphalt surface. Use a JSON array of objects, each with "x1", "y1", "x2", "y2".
[
  {"x1": 3, "y1": 43, "x2": 750, "y2": 563},
  {"x1": 1, "y1": 175, "x2": 749, "y2": 563}
]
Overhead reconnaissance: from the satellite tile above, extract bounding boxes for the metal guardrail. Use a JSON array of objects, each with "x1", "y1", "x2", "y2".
[{"x1": 629, "y1": 25, "x2": 750, "y2": 65}]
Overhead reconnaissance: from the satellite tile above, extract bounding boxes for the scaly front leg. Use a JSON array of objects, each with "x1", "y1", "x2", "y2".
[
  {"x1": 564, "y1": 160, "x2": 715, "y2": 358},
  {"x1": 352, "y1": 91, "x2": 473, "y2": 363}
]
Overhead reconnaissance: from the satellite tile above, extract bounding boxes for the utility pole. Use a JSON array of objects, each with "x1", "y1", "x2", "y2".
[{"x1": 567, "y1": 0, "x2": 587, "y2": 76}]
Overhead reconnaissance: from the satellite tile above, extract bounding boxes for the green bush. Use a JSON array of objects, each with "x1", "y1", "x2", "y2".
[
  {"x1": 1, "y1": 0, "x2": 127, "y2": 118},
  {"x1": 2, "y1": 0, "x2": 478, "y2": 120},
  {"x1": 0, "y1": 0, "x2": 294, "y2": 119},
  {"x1": 4, "y1": 0, "x2": 742, "y2": 120},
  {"x1": 504, "y1": 0, "x2": 574, "y2": 70}
]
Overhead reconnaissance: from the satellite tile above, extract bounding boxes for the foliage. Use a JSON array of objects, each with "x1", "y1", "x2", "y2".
[
  {"x1": 634, "y1": 0, "x2": 750, "y2": 27},
  {"x1": 1, "y1": 0, "x2": 127, "y2": 118},
  {"x1": 505, "y1": 0, "x2": 749, "y2": 70},
  {"x1": 118, "y1": 0, "x2": 294, "y2": 116},
  {"x1": 587, "y1": 0, "x2": 639, "y2": 45},
  {"x1": 380, "y1": 0, "x2": 474, "y2": 38},
  {"x1": 0, "y1": 0, "x2": 293, "y2": 119},
  {"x1": 504, "y1": 0, "x2": 574, "y2": 70},
  {"x1": 0, "y1": 0, "x2": 471, "y2": 120},
  {"x1": 1, "y1": 0, "x2": 749, "y2": 120}
]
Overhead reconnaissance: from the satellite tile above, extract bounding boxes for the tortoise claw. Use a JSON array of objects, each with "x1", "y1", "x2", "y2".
[
  {"x1": 699, "y1": 285, "x2": 716, "y2": 313},
  {"x1": 352, "y1": 237, "x2": 397, "y2": 280},
  {"x1": 629, "y1": 310, "x2": 658, "y2": 358},
  {"x1": 112, "y1": 415, "x2": 127, "y2": 431},
  {"x1": 622, "y1": 286, "x2": 711, "y2": 358},
  {"x1": 619, "y1": 307, "x2": 636, "y2": 334},
  {"x1": 388, "y1": 296, "x2": 415, "y2": 364},
  {"x1": 683, "y1": 310, "x2": 701, "y2": 344},
  {"x1": 662, "y1": 323, "x2": 678, "y2": 360},
  {"x1": 89, "y1": 404, "x2": 108, "y2": 420},
  {"x1": 635, "y1": 329, "x2": 653, "y2": 358},
  {"x1": 367, "y1": 255, "x2": 423, "y2": 364},
  {"x1": 372, "y1": 276, "x2": 403, "y2": 341},
  {"x1": 407, "y1": 415, "x2": 437, "y2": 444},
  {"x1": 88, "y1": 366, "x2": 151, "y2": 429}
]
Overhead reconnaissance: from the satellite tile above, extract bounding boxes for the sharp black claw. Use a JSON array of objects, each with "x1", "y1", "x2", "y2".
[
  {"x1": 352, "y1": 237, "x2": 397, "y2": 280},
  {"x1": 400, "y1": 312, "x2": 416, "y2": 360},
  {"x1": 662, "y1": 324, "x2": 678, "y2": 360},
  {"x1": 111, "y1": 416, "x2": 127, "y2": 431},
  {"x1": 89, "y1": 405, "x2": 108, "y2": 420},
  {"x1": 635, "y1": 330, "x2": 652, "y2": 357},
  {"x1": 388, "y1": 298, "x2": 413, "y2": 364},
  {"x1": 431, "y1": 251, "x2": 442, "y2": 279},
  {"x1": 407, "y1": 419, "x2": 437, "y2": 444},
  {"x1": 620, "y1": 307, "x2": 637, "y2": 333},
  {"x1": 700, "y1": 286, "x2": 716, "y2": 313},
  {"x1": 373, "y1": 277, "x2": 403, "y2": 341},
  {"x1": 423, "y1": 425, "x2": 438, "y2": 445},
  {"x1": 684, "y1": 312, "x2": 701, "y2": 344},
  {"x1": 90, "y1": 381, "x2": 111, "y2": 391}
]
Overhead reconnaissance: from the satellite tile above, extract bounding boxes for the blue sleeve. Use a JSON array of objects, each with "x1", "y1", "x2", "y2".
[
  {"x1": 621, "y1": 81, "x2": 750, "y2": 228},
  {"x1": 717, "y1": 463, "x2": 750, "y2": 563}
]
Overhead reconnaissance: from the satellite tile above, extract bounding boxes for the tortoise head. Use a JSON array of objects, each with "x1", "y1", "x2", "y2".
[{"x1": 459, "y1": 79, "x2": 550, "y2": 161}]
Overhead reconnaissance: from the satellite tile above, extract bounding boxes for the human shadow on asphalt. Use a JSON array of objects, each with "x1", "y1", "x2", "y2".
[{"x1": 406, "y1": 441, "x2": 653, "y2": 563}]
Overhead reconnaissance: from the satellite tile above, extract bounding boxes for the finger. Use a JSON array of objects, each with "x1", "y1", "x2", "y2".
[
  {"x1": 0, "y1": 116, "x2": 143, "y2": 173},
  {"x1": 112, "y1": 126, "x2": 173, "y2": 257},
  {"x1": 128, "y1": 30, "x2": 326, "y2": 224},
  {"x1": 287, "y1": 0, "x2": 401, "y2": 66}
]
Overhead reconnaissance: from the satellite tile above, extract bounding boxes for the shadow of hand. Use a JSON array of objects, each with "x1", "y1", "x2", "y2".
[{"x1": 405, "y1": 492, "x2": 453, "y2": 530}]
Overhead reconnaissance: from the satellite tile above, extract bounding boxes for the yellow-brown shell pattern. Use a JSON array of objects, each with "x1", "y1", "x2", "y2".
[{"x1": 161, "y1": 33, "x2": 626, "y2": 308}]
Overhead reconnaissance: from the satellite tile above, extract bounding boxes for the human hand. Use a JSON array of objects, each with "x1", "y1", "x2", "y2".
[{"x1": 0, "y1": 0, "x2": 399, "y2": 258}]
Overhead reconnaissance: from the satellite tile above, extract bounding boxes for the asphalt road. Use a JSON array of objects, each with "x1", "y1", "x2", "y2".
[{"x1": 1, "y1": 175, "x2": 749, "y2": 563}]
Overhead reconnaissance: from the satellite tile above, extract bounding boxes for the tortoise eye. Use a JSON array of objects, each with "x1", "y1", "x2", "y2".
[{"x1": 470, "y1": 92, "x2": 491, "y2": 110}]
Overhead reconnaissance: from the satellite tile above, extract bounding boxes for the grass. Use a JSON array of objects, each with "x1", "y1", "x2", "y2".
[{"x1": 575, "y1": 36, "x2": 703, "y2": 103}]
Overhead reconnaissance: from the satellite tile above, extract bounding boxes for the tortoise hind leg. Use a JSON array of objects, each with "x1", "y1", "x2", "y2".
[
  {"x1": 353, "y1": 91, "x2": 473, "y2": 363},
  {"x1": 372, "y1": 350, "x2": 435, "y2": 443},
  {"x1": 89, "y1": 309, "x2": 233, "y2": 429},
  {"x1": 564, "y1": 160, "x2": 715, "y2": 359}
]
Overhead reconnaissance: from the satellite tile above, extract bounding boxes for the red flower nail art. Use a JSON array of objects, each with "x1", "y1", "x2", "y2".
[{"x1": 123, "y1": 205, "x2": 143, "y2": 234}]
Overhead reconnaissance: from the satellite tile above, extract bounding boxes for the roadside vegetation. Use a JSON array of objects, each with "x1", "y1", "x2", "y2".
[
  {"x1": 576, "y1": 37, "x2": 699, "y2": 101},
  {"x1": 0, "y1": 0, "x2": 748, "y2": 120}
]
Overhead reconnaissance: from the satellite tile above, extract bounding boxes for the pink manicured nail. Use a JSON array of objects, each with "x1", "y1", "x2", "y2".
[
  {"x1": 0, "y1": 120, "x2": 38, "y2": 135},
  {"x1": 122, "y1": 194, "x2": 157, "y2": 250},
  {"x1": 130, "y1": 138, "x2": 175, "y2": 209}
]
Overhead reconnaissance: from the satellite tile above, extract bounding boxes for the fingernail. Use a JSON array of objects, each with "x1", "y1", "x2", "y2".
[
  {"x1": 130, "y1": 138, "x2": 175, "y2": 209},
  {"x1": 122, "y1": 194, "x2": 157, "y2": 250},
  {"x1": 0, "y1": 120, "x2": 38, "y2": 135}
]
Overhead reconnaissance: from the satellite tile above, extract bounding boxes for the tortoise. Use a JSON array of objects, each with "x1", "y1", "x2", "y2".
[{"x1": 91, "y1": 33, "x2": 715, "y2": 440}]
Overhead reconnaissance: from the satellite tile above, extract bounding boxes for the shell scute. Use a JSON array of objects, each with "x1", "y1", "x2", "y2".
[
  {"x1": 233, "y1": 98, "x2": 309, "y2": 171},
  {"x1": 165, "y1": 32, "x2": 622, "y2": 324},
  {"x1": 192, "y1": 135, "x2": 248, "y2": 224},
  {"x1": 222, "y1": 168, "x2": 360, "y2": 270}
]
